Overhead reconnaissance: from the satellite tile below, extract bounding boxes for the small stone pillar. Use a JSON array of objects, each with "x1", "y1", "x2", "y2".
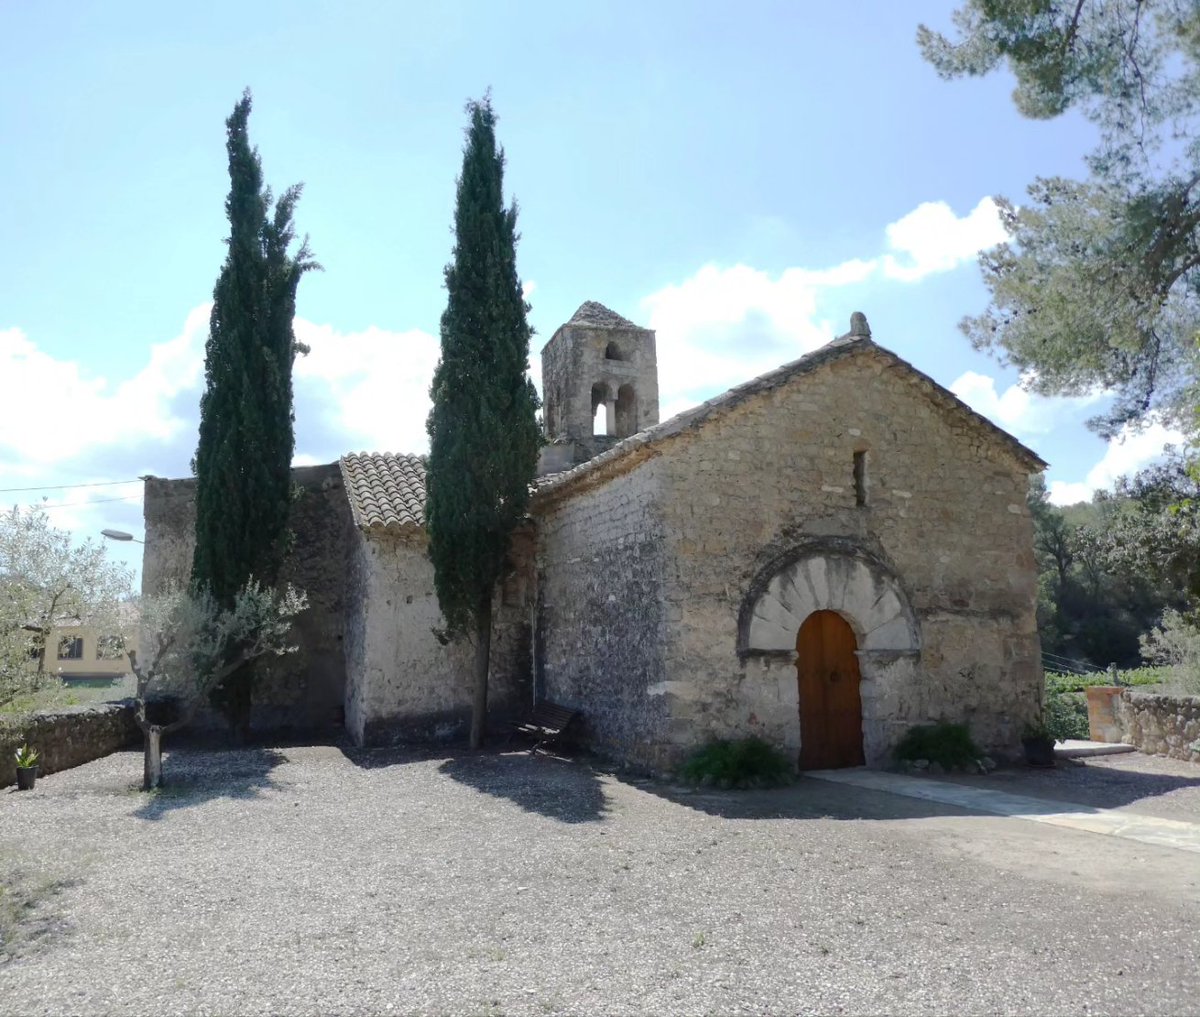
[{"x1": 1085, "y1": 686, "x2": 1125, "y2": 743}]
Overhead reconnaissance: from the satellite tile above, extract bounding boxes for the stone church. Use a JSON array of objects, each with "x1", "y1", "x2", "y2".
[{"x1": 143, "y1": 302, "x2": 1046, "y2": 771}]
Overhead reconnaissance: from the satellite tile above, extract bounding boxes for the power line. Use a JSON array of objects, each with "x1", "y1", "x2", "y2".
[
  {"x1": 36, "y1": 495, "x2": 144, "y2": 510},
  {"x1": 0, "y1": 478, "x2": 142, "y2": 494}
]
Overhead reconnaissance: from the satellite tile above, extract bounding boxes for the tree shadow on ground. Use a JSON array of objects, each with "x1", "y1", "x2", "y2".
[
  {"x1": 939, "y1": 756, "x2": 1200, "y2": 814},
  {"x1": 338, "y1": 740, "x2": 608, "y2": 823},
  {"x1": 131, "y1": 745, "x2": 287, "y2": 821},
  {"x1": 632, "y1": 775, "x2": 979, "y2": 822},
  {"x1": 626, "y1": 757, "x2": 1200, "y2": 824},
  {"x1": 438, "y1": 750, "x2": 609, "y2": 824}
]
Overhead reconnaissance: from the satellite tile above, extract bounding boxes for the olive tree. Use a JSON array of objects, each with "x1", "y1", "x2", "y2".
[
  {"x1": 129, "y1": 580, "x2": 307, "y2": 789},
  {"x1": 0, "y1": 505, "x2": 133, "y2": 709}
]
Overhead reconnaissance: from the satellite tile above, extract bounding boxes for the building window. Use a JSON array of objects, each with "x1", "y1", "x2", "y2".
[
  {"x1": 58, "y1": 636, "x2": 84, "y2": 660},
  {"x1": 604, "y1": 341, "x2": 626, "y2": 361},
  {"x1": 97, "y1": 635, "x2": 125, "y2": 660},
  {"x1": 853, "y1": 451, "x2": 868, "y2": 507},
  {"x1": 591, "y1": 382, "x2": 612, "y2": 436}
]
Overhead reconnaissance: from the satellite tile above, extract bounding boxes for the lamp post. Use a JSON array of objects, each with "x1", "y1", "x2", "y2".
[{"x1": 101, "y1": 529, "x2": 145, "y2": 544}]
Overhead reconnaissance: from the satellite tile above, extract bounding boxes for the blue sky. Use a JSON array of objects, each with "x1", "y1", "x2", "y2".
[{"x1": 0, "y1": 0, "x2": 1183, "y2": 581}]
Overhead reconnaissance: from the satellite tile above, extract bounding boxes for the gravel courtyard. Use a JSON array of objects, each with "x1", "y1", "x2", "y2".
[{"x1": 2, "y1": 745, "x2": 1198, "y2": 1016}]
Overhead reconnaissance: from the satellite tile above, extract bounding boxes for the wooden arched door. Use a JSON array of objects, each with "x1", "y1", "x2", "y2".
[{"x1": 796, "y1": 610, "x2": 864, "y2": 769}]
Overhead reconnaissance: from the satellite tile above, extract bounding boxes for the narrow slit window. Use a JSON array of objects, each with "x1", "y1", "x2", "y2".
[{"x1": 853, "y1": 451, "x2": 868, "y2": 507}]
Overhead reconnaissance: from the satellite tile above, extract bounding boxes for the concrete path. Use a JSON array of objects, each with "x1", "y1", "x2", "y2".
[
  {"x1": 808, "y1": 767, "x2": 1200, "y2": 855},
  {"x1": 1055, "y1": 739, "x2": 1137, "y2": 759}
]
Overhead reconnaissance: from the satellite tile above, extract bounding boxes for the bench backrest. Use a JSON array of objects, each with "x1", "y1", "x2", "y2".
[{"x1": 529, "y1": 701, "x2": 577, "y2": 730}]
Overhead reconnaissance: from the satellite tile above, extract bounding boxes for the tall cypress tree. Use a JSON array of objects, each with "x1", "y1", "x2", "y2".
[
  {"x1": 192, "y1": 90, "x2": 315, "y2": 731},
  {"x1": 426, "y1": 95, "x2": 541, "y2": 749}
]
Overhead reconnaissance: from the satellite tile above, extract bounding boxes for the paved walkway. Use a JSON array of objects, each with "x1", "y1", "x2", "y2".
[{"x1": 808, "y1": 767, "x2": 1200, "y2": 855}]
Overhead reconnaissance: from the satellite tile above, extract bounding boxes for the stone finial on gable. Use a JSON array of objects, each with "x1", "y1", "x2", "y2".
[{"x1": 849, "y1": 311, "x2": 871, "y2": 338}]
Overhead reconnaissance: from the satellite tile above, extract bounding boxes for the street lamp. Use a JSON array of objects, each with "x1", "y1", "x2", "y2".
[{"x1": 101, "y1": 529, "x2": 145, "y2": 544}]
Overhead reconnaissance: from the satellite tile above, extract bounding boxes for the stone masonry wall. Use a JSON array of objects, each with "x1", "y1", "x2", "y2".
[
  {"x1": 1, "y1": 701, "x2": 138, "y2": 787},
  {"x1": 348, "y1": 527, "x2": 535, "y2": 746},
  {"x1": 535, "y1": 460, "x2": 671, "y2": 769},
  {"x1": 653, "y1": 351, "x2": 1042, "y2": 768},
  {"x1": 1115, "y1": 691, "x2": 1200, "y2": 763},
  {"x1": 142, "y1": 463, "x2": 356, "y2": 734}
]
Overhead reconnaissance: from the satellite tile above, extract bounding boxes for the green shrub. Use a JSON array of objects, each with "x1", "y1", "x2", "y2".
[
  {"x1": 1118, "y1": 666, "x2": 1176, "y2": 688},
  {"x1": 1045, "y1": 667, "x2": 1171, "y2": 694},
  {"x1": 680, "y1": 737, "x2": 794, "y2": 789},
  {"x1": 893, "y1": 722, "x2": 981, "y2": 770},
  {"x1": 1044, "y1": 688, "x2": 1089, "y2": 741}
]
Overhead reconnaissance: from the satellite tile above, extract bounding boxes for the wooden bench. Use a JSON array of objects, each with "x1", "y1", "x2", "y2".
[{"x1": 511, "y1": 701, "x2": 579, "y2": 755}]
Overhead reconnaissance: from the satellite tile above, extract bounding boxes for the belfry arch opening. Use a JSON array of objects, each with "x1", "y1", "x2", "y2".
[
  {"x1": 604, "y1": 341, "x2": 627, "y2": 361},
  {"x1": 591, "y1": 382, "x2": 612, "y2": 436}
]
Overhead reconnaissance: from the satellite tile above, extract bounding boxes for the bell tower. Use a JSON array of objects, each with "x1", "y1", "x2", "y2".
[{"x1": 540, "y1": 302, "x2": 659, "y2": 468}]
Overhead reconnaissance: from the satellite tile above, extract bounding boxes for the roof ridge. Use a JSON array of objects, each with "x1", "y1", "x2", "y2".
[
  {"x1": 534, "y1": 325, "x2": 1045, "y2": 502},
  {"x1": 567, "y1": 301, "x2": 644, "y2": 330}
]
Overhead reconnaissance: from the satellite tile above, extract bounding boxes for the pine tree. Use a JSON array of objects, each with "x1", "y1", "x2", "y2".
[
  {"x1": 191, "y1": 89, "x2": 316, "y2": 732},
  {"x1": 426, "y1": 95, "x2": 541, "y2": 749}
]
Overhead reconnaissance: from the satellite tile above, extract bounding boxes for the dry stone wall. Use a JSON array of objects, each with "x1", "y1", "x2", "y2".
[
  {"x1": 142, "y1": 464, "x2": 356, "y2": 734},
  {"x1": 1, "y1": 701, "x2": 138, "y2": 787},
  {"x1": 1115, "y1": 691, "x2": 1200, "y2": 763},
  {"x1": 535, "y1": 461, "x2": 671, "y2": 768}
]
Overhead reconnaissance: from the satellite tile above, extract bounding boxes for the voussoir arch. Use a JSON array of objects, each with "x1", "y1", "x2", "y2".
[{"x1": 737, "y1": 543, "x2": 920, "y2": 658}]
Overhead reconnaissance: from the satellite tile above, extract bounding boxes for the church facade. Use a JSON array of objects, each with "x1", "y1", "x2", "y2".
[{"x1": 142, "y1": 303, "x2": 1046, "y2": 771}]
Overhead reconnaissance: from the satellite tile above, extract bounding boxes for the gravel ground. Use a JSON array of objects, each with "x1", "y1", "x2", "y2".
[{"x1": 1, "y1": 744, "x2": 1198, "y2": 1016}]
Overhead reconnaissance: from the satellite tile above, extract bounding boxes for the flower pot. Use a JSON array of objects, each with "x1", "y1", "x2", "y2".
[
  {"x1": 1022, "y1": 737, "x2": 1056, "y2": 768},
  {"x1": 15, "y1": 765, "x2": 38, "y2": 791}
]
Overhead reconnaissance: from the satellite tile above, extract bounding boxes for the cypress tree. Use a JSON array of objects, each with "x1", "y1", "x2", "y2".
[
  {"x1": 191, "y1": 89, "x2": 316, "y2": 731},
  {"x1": 426, "y1": 95, "x2": 541, "y2": 749}
]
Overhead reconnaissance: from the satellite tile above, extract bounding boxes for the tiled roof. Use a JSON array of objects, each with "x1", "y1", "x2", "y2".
[
  {"x1": 339, "y1": 452, "x2": 427, "y2": 533},
  {"x1": 566, "y1": 301, "x2": 644, "y2": 330}
]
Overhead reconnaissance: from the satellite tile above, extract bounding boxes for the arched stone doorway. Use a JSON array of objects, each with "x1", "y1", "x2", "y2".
[
  {"x1": 796, "y1": 610, "x2": 864, "y2": 769},
  {"x1": 738, "y1": 541, "x2": 921, "y2": 767}
]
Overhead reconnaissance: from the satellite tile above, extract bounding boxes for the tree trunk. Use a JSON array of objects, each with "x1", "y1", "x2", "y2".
[
  {"x1": 143, "y1": 726, "x2": 163, "y2": 790},
  {"x1": 469, "y1": 592, "x2": 493, "y2": 750}
]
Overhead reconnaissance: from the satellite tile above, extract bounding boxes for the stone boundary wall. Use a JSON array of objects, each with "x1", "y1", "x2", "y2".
[
  {"x1": 1115, "y1": 691, "x2": 1200, "y2": 763},
  {"x1": 1, "y1": 701, "x2": 138, "y2": 787}
]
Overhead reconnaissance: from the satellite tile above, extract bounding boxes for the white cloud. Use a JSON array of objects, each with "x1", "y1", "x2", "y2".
[
  {"x1": 882, "y1": 197, "x2": 1006, "y2": 283},
  {"x1": 0, "y1": 306, "x2": 206, "y2": 464},
  {"x1": 640, "y1": 261, "x2": 874, "y2": 415},
  {"x1": 637, "y1": 196, "x2": 1009, "y2": 420},
  {"x1": 1, "y1": 310, "x2": 449, "y2": 575},
  {"x1": 1048, "y1": 421, "x2": 1186, "y2": 505},
  {"x1": 293, "y1": 319, "x2": 440, "y2": 455},
  {"x1": 949, "y1": 371, "x2": 1105, "y2": 438}
]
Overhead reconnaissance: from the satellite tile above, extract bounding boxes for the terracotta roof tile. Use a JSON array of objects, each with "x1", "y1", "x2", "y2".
[{"x1": 339, "y1": 452, "x2": 427, "y2": 533}]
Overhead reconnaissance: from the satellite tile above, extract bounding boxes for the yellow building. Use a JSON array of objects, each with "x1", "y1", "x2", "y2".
[{"x1": 46, "y1": 624, "x2": 132, "y2": 679}]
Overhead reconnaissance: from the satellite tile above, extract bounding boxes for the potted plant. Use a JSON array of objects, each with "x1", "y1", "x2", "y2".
[
  {"x1": 1021, "y1": 723, "x2": 1056, "y2": 768},
  {"x1": 14, "y1": 744, "x2": 40, "y2": 791}
]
